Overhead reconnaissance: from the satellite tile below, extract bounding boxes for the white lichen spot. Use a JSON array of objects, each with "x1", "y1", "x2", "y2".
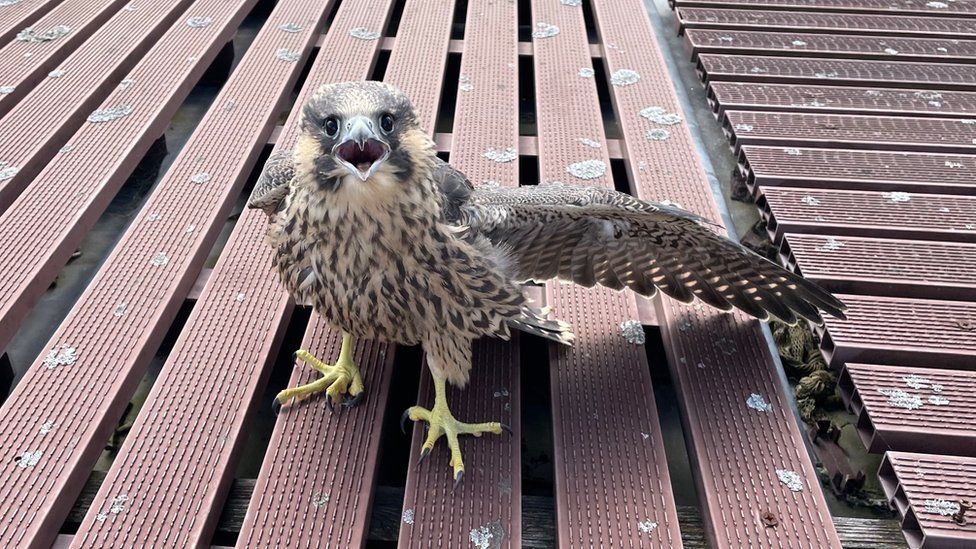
[
  {"x1": 94, "y1": 513, "x2": 107, "y2": 522},
  {"x1": 235, "y1": 292, "x2": 246, "y2": 302},
  {"x1": 640, "y1": 107, "x2": 682, "y2": 125},
  {"x1": 946, "y1": 161, "x2": 963, "y2": 168},
  {"x1": 929, "y1": 100, "x2": 942, "y2": 107},
  {"x1": 646, "y1": 128, "x2": 670, "y2": 141},
  {"x1": 458, "y1": 74, "x2": 473, "y2": 92},
  {"x1": 16, "y1": 25, "x2": 70, "y2": 42},
  {"x1": 637, "y1": 519, "x2": 658, "y2": 534},
  {"x1": 532, "y1": 23, "x2": 560, "y2": 38},
  {"x1": 279, "y1": 23, "x2": 302, "y2": 33},
  {"x1": 610, "y1": 69, "x2": 639, "y2": 87},
  {"x1": 0, "y1": 0, "x2": 21, "y2": 6},
  {"x1": 714, "y1": 337, "x2": 737, "y2": 356},
  {"x1": 275, "y1": 48, "x2": 300, "y2": 62},
  {"x1": 750, "y1": 67, "x2": 767, "y2": 74},
  {"x1": 620, "y1": 320, "x2": 645, "y2": 345},
  {"x1": 791, "y1": 40, "x2": 807, "y2": 47},
  {"x1": 186, "y1": 224, "x2": 196, "y2": 234},
  {"x1": 349, "y1": 27, "x2": 380, "y2": 40},
  {"x1": 402, "y1": 508, "x2": 415, "y2": 524},
  {"x1": 190, "y1": 172, "x2": 211, "y2": 184},
  {"x1": 938, "y1": 47, "x2": 949, "y2": 53},
  {"x1": 734, "y1": 123, "x2": 754, "y2": 132},
  {"x1": 113, "y1": 302, "x2": 126, "y2": 317},
  {"x1": 814, "y1": 71, "x2": 838, "y2": 79},
  {"x1": 879, "y1": 388, "x2": 923, "y2": 410},
  {"x1": 915, "y1": 91, "x2": 942, "y2": 100},
  {"x1": 578, "y1": 137, "x2": 601, "y2": 148},
  {"x1": 719, "y1": 36, "x2": 733, "y2": 42},
  {"x1": 493, "y1": 388, "x2": 510, "y2": 398},
  {"x1": 483, "y1": 147, "x2": 517, "y2": 163},
  {"x1": 0, "y1": 162, "x2": 17, "y2": 182},
  {"x1": 186, "y1": 16, "x2": 212, "y2": 28},
  {"x1": 560, "y1": 0, "x2": 582, "y2": 5},
  {"x1": 122, "y1": 3, "x2": 137, "y2": 11},
  {"x1": 48, "y1": 69, "x2": 65, "y2": 79},
  {"x1": 43, "y1": 345, "x2": 76, "y2": 369},
  {"x1": 146, "y1": 212, "x2": 161, "y2": 222},
  {"x1": 801, "y1": 195, "x2": 821, "y2": 206},
  {"x1": 60, "y1": 144, "x2": 75, "y2": 154},
  {"x1": 696, "y1": 361, "x2": 706, "y2": 369},
  {"x1": 17, "y1": 450, "x2": 42, "y2": 468},
  {"x1": 109, "y1": 494, "x2": 128, "y2": 514},
  {"x1": 926, "y1": 499, "x2": 960, "y2": 515},
  {"x1": 311, "y1": 492, "x2": 330, "y2": 507},
  {"x1": 882, "y1": 191, "x2": 911, "y2": 203},
  {"x1": 884, "y1": 48, "x2": 899, "y2": 55},
  {"x1": 932, "y1": 383, "x2": 944, "y2": 393},
  {"x1": 903, "y1": 374, "x2": 932, "y2": 389},
  {"x1": 469, "y1": 521, "x2": 504, "y2": 549},
  {"x1": 567, "y1": 159, "x2": 606, "y2": 179},
  {"x1": 39, "y1": 421, "x2": 54, "y2": 435},
  {"x1": 118, "y1": 78, "x2": 135, "y2": 91},
  {"x1": 926, "y1": 1, "x2": 949, "y2": 7},
  {"x1": 929, "y1": 395, "x2": 950, "y2": 405},
  {"x1": 816, "y1": 237, "x2": 843, "y2": 252},
  {"x1": 87, "y1": 105, "x2": 133, "y2": 123},
  {"x1": 0, "y1": 86, "x2": 14, "y2": 94},
  {"x1": 961, "y1": 119, "x2": 976, "y2": 125},
  {"x1": 578, "y1": 67, "x2": 594, "y2": 78},
  {"x1": 865, "y1": 90, "x2": 883, "y2": 97},
  {"x1": 677, "y1": 319, "x2": 692, "y2": 332},
  {"x1": 776, "y1": 469, "x2": 804, "y2": 492},
  {"x1": 641, "y1": 432, "x2": 650, "y2": 439},
  {"x1": 746, "y1": 393, "x2": 772, "y2": 412},
  {"x1": 940, "y1": 207, "x2": 950, "y2": 213},
  {"x1": 150, "y1": 252, "x2": 169, "y2": 267}
]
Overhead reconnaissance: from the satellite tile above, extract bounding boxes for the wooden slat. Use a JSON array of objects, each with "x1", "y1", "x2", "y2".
[
  {"x1": 780, "y1": 233, "x2": 976, "y2": 301},
  {"x1": 672, "y1": 0, "x2": 976, "y2": 17},
  {"x1": 0, "y1": 0, "x2": 198, "y2": 212},
  {"x1": 758, "y1": 187, "x2": 976, "y2": 244},
  {"x1": 879, "y1": 452, "x2": 976, "y2": 549},
  {"x1": 839, "y1": 363, "x2": 976, "y2": 457},
  {"x1": 0, "y1": 0, "x2": 66, "y2": 45},
  {"x1": 0, "y1": 0, "x2": 132, "y2": 113},
  {"x1": 592, "y1": 0, "x2": 844, "y2": 547},
  {"x1": 531, "y1": 0, "x2": 682, "y2": 546},
  {"x1": 0, "y1": 0, "x2": 307, "y2": 545},
  {"x1": 817, "y1": 294, "x2": 976, "y2": 370},
  {"x1": 398, "y1": 0, "x2": 522, "y2": 546}
]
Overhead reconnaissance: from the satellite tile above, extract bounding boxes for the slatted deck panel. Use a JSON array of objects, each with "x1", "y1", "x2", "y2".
[
  {"x1": 673, "y1": 2, "x2": 976, "y2": 546},
  {"x1": 839, "y1": 363, "x2": 976, "y2": 457},
  {"x1": 398, "y1": 0, "x2": 522, "y2": 546},
  {"x1": 879, "y1": 453, "x2": 976, "y2": 549},
  {"x1": 601, "y1": 0, "x2": 843, "y2": 547},
  {"x1": 0, "y1": 0, "x2": 66, "y2": 45}
]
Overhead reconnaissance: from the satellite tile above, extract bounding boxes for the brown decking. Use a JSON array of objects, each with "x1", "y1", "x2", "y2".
[{"x1": 673, "y1": 1, "x2": 976, "y2": 546}]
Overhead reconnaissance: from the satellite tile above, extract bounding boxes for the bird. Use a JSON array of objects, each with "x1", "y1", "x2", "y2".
[{"x1": 248, "y1": 81, "x2": 847, "y2": 487}]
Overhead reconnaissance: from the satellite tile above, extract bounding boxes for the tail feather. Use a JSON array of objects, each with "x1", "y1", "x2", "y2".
[{"x1": 508, "y1": 306, "x2": 575, "y2": 345}]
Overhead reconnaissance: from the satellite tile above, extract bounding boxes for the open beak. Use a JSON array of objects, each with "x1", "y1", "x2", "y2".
[{"x1": 332, "y1": 115, "x2": 390, "y2": 181}]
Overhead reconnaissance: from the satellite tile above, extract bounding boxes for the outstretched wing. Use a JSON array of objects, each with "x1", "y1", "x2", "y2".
[
  {"x1": 247, "y1": 149, "x2": 294, "y2": 215},
  {"x1": 461, "y1": 184, "x2": 846, "y2": 325}
]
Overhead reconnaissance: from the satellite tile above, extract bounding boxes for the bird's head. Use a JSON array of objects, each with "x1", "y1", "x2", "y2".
[{"x1": 298, "y1": 81, "x2": 431, "y2": 191}]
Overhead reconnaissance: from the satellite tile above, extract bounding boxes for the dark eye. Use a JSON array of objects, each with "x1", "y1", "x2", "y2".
[
  {"x1": 380, "y1": 113, "x2": 395, "y2": 133},
  {"x1": 324, "y1": 116, "x2": 339, "y2": 137}
]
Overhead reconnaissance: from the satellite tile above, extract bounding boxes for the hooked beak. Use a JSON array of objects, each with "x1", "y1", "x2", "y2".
[{"x1": 331, "y1": 115, "x2": 390, "y2": 181}]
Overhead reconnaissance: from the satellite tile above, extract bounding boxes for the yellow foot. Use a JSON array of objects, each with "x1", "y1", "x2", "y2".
[
  {"x1": 273, "y1": 334, "x2": 364, "y2": 413},
  {"x1": 399, "y1": 403, "x2": 510, "y2": 490}
]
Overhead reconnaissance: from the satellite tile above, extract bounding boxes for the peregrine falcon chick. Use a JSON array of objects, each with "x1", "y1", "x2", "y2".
[{"x1": 249, "y1": 81, "x2": 846, "y2": 487}]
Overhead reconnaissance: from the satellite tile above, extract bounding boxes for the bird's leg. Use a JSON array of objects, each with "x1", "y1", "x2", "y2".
[
  {"x1": 274, "y1": 332, "x2": 365, "y2": 412},
  {"x1": 400, "y1": 371, "x2": 509, "y2": 488}
]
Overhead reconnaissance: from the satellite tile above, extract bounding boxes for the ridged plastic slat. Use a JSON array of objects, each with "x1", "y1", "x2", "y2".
[
  {"x1": 398, "y1": 1, "x2": 522, "y2": 546},
  {"x1": 839, "y1": 363, "x2": 976, "y2": 457},
  {"x1": 677, "y1": 8, "x2": 976, "y2": 38},
  {"x1": 698, "y1": 54, "x2": 976, "y2": 90},
  {"x1": 0, "y1": 0, "x2": 132, "y2": 114},
  {"x1": 781, "y1": 233, "x2": 976, "y2": 300},
  {"x1": 0, "y1": 0, "x2": 197, "y2": 211},
  {"x1": 530, "y1": 0, "x2": 682, "y2": 546},
  {"x1": 0, "y1": 0, "x2": 65, "y2": 45},
  {"x1": 673, "y1": 0, "x2": 976, "y2": 16},
  {"x1": 592, "y1": 0, "x2": 843, "y2": 547},
  {"x1": 0, "y1": 0, "x2": 255, "y2": 376},
  {"x1": 707, "y1": 82, "x2": 976, "y2": 119},
  {"x1": 0, "y1": 0, "x2": 325, "y2": 547},
  {"x1": 686, "y1": 29, "x2": 976, "y2": 63},
  {"x1": 817, "y1": 294, "x2": 976, "y2": 370},
  {"x1": 879, "y1": 452, "x2": 976, "y2": 549},
  {"x1": 758, "y1": 187, "x2": 976, "y2": 244},
  {"x1": 725, "y1": 111, "x2": 976, "y2": 154},
  {"x1": 741, "y1": 145, "x2": 976, "y2": 195}
]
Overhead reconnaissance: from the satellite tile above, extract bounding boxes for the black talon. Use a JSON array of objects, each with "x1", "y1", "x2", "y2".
[
  {"x1": 342, "y1": 391, "x2": 365, "y2": 408},
  {"x1": 452, "y1": 470, "x2": 464, "y2": 493},
  {"x1": 326, "y1": 397, "x2": 335, "y2": 413},
  {"x1": 272, "y1": 398, "x2": 282, "y2": 415},
  {"x1": 418, "y1": 447, "x2": 430, "y2": 465},
  {"x1": 500, "y1": 423, "x2": 512, "y2": 435},
  {"x1": 400, "y1": 409, "x2": 411, "y2": 434}
]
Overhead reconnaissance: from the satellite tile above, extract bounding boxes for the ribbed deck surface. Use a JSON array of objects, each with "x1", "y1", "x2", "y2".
[
  {"x1": 759, "y1": 187, "x2": 976, "y2": 244},
  {"x1": 0, "y1": 0, "x2": 197, "y2": 211},
  {"x1": 879, "y1": 452, "x2": 976, "y2": 549},
  {"x1": 399, "y1": 1, "x2": 522, "y2": 546},
  {"x1": 818, "y1": 295, "x2": 976, "y2": 369},
  {"x1": 0, "y1": 0, "x2": 252, "y2": 368},
  {"x1": 0, "y1": 0, "x2": 64, "y2": 45},
  {"x1": 741, "y1": 145, "x2": 976, "y2": 195},
  {"x1": 600, "y1": 0, "x2": 842, "y2": 547},
  {"x1": 673, "y1": 0, "x2": 976, "y2": 15},
  {"x1": 781, "y1": 234, "x2": 976, "y2": 300},
  {"x1": 725, "y1": 111, "x2": 976, "y2": 153},
  {"x1": 839, "y1": 363, "x2": 976, "y2": 457},
  {"x1": 677, "y1": 8, "x2": 976, "y2": 38},
  {"x1": 0, "y1": 0, "x2": 298, "y2": 545},
  {"x1": 708, "y1": 82, "x2": 976, "y2": 118},
  {"x1": 698, "y1": 54, "x2": 976, "y2": 89},
  {"x1": 0, "y1": 0, "x2": 130, "y2": 111},
  {"x1": 535, "y1": 1, "x2": 681, "y2": 546},
  {"x1": 686, "y1": 29, "x2": 976, "y2": 62}
]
